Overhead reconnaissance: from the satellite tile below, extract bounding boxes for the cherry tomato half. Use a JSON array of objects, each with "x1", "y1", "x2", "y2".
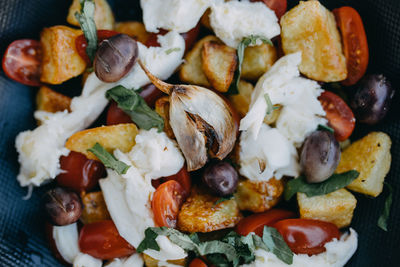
[
  {"x1": 152, "y1": 180, "x2": 185, "y2": 228},
  {"x1": 318, "y1": 91, "x2": 355, "y2": 141},
  {"x1": 190, "y1": 258, "x2": 208, "y2": 267},
  {"x1": 333, "y1": 6, "x2": 369, "y2": 86},
  {"x1": 251, "y1": 0, "x2": 287, "y2": 19},
  {"x1": 106, "y1": 101, "x2": 133, "y2": 126},
  {"x1": 56, "y1": 151, "x2": 106, "y2": 192},
  {"x1": 236, "y1": 209, "x2": 296, "y2": 237},
  {"x1": 2, "y1": 39, "x2": 42, "y2": 86},
  {"x1": 153, "y1": 167, "x2": 191, "y2": 198},
  {"x1": 139, "y1": 83, "x2": 164, "y2": 108},
  {"x1": 79, "y1": 220, "x2": 135, "y2": 260},
  {"x1": 75, "y1": 30, "x2": 119, "y2": 64},
  {"x1": 274, "y1": 219, "x2": 340, "y2": 255}
]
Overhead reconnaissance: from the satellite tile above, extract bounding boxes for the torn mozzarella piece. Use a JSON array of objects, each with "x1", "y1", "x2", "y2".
[
  {"x1": 210, "y1": 0, "x2": 280, "y2": 48},
  {"x1": 144, "y1": 235, "x2": 187, "y2": 261},
  {"x1": 73, "y1": 253, "x2": 102, "y2": 267},
  {"x1": 104, "y1": 253, "x2": 144, "y2": 267},
  {"x1": 52, "y1": 223, "x2": 80, "y2": 264}
]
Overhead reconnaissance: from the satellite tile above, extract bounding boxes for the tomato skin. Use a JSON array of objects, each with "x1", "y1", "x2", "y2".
[
  {"x1": 153, "y1": 167, "x2": 191, "y2": 198},
  {"x1": 236, "y1": 209, "x2": 296, "y2": 237},
  {"x1": 139, "y1": 83, "x2": 164, "y2": 108},
  {"x1": 333, "y1": 7, "x2": 369, "y2": 86},
  {"x1": 2, "y1": 39, "x2": 42, "y2": 86},
  {"x1": 152, "y1": 180, "x2": 185, "y2": 228},
  {"x1": 250, "y1": 0, "x2": 287, "y2": 19},
  {"x1": 56, "y1": 151, "x2": 106, "y2": 193},
  {"x1": 274, "y1": 219, "x2": 340, "y2": 255},
  {"x1": 79, "y1": 220, "x2": 135, "y2": 260},
  {"x1": 106, "y1": 100, "x2": 133, "y2": 126},
  {"x1": 190, "y1": 258, "x2": 208, "y2": 267},
  {"x1": 76, "y1": 30, "x2": 119, "y2": 64},
  {"x1": 318, "y1": 91, "x2": 355, "y2": 141}
]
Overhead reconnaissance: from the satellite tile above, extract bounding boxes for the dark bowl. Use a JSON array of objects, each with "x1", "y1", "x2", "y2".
[{"x1": 0, "y1": 0, "x2": 399, "y2": 266}]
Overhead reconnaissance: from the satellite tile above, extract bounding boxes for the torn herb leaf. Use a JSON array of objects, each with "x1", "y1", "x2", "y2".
[
  {"x1": 318, "y1": 124, "x2": 334, "y2": 133},
  {"x1": 165, "y1": 47, "x2": 181, "y2": 55},
  {"x1": 75, "y1": 0, "x2": 97, "y2": 62},
  {"x1": 262, "y1": 226, "x2": 293, "y2": 265},
  {"x1": 87, "y1": 143, "x2": 130, "y2": 174},
  {"x1": 215, "y1": 195, "x2": 234, "y2": 205},
  {"x1": 136, "y1": 227, "x2": 160, "y2": 253},
  {"x1": 264, "y1": 93, "x2": 279, "y2": 115},
  {"x1": 378, "y1": 183, "x2": 393, "y2": 231}
]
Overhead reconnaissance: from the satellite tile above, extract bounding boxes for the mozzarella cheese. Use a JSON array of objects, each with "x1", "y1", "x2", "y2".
[
  {"x1": 239, "y1": 123, "x2": 300, "y2": 181},
  {"x1": 241, "y1": 229, "x2": 358, "y2": 267},
  {"x1": 73, "y1": 253, "x2": 102, "y2": 267},
  {"x1": 52, "y1": 223, "x2": 80, "y2": 264},
  {"x1": 104, "y1": 253, "x2": 144, "y2": 267},
  {"x1": 141, "y1": 0, "x2": 216, "y2": 33},
  {"x1": 143, "y1": 235, "x2": 187, "y2": 261},
  {"x1": 209, "y1": 0, "x2": 280, "y2": 48}
]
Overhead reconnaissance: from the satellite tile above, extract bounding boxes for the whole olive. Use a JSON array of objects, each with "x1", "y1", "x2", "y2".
[
  {"x1": 44, "y1": 187, "x2": 82, "y2": 226},
  {"x1": 300, "y1": 131, "x2": 341, "y2": 183},
  {"x1": 202, "y1": 162, "x2": 238, "y2": 196},
  {"x1": 94, "y1": 34, "x2": 138, "y2": 83},
  {"x1": 350, "y1": 74, "x2": 395, "y2": 125}
]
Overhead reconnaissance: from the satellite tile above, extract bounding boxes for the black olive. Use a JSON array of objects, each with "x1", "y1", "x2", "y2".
[
  {"x1": 94, "y1": 34, "x2": 138, "y2": 82},
  {"x1": 43, "y1": 187, "x2": 82, "y2": 226},
  {"x1": 202, "y1": 162, "x2": 239, "y2": 196},
  {"x1": 300, "y1": 131, "x2": 341, "y2": 183},
  {"x1": 350, "y1": 74, "x2": 395, "y2": 125}
]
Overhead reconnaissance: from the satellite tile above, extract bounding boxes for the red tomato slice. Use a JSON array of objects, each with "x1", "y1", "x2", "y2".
[
  {"x1": 154, "y1": 167, "x2": 192, "y2": 198},
  {"x1": 79, "y1": 220, "x2": 135, "y2": 260},
  {"x1": 236, "y1": 209, "x2": 296, "y2": 237},
  {"x1": 139, "y1": 83, "x2": 164, "y2": 108},
  {"x1": 318, "y1": 91, "x2": 355, "y2": 141},
  {"x1": 75, "y1": 30, "x2": 119, "y2": 64},
  {"x1": 190, "y1": 258, "x2": 208, "y2": 267},
  {"x1": 250, "y1": 0, "x2": 287, "y2": 19},
  {"x1": 106, "y1": 101, "x2": 133, "y2": 126},
  {"x1": 56, "y1": 151, "x2": 106, "y2": 193},
  {"x1": 333, "y1": 6, "x2": 369, "y2": 86},
  {"x1": 274, "y1": 219, "x2": 340, "y2": 255},
  {"x1": 2, "y1": 39, "x2": 42, "y2": 86},
  {"x1": 152, "y1": 180, "x2": 185, "y2": 228}
]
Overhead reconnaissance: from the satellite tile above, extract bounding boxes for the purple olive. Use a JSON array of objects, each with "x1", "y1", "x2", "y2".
[
  {"x1": 350, "y1": 74, "x2": 395, "y2": 125},
  {"x1": 94, "y1": 34, "x2": 138, "y2": 82},
  {"x1": 44, "y1": 187, "x2": 82, "y2": 226},
  {"x1": 202, "y1": 162, "x2": 238, "y2": 196},
  {"x1": 300, "y1": 131, "x2": 341, "y2": 183}
]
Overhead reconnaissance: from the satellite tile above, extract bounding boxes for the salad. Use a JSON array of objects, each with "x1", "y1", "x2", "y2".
[{"x1": 2, "y1": 0, "x2": 395, "y2": 266}]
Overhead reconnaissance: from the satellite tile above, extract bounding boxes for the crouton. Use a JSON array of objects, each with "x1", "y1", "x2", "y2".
[
  {"x1": 67, "y1": 0, "x2": 115, "y2": 30},
  {"x1": 241, "y1": 43, "x2": 277, "y2": 81},
  {"x1": 336, "y1": 132, "x2": 392, "y2": 197},
  {"x1": 228, "y1": 80, "x2": 254, "y2": 118},
  {"x1": 235, "y1": 178, "x2": 284, "y2": 213},
  {"x1": 280, "y1": 0, "x2": 347, "y2": 82},
  {"x1": 142, "y1": 254, "x2": 185, "y2": 267},
  {"x1": 40, "y1": 26, "x2": 86, "y2": 84},
  {"x1": 65, "y1": 123, "x2": 138, "y2": 160},
  {"x1": 155, "y1": 97, "x2": 174, "y2": 139},
  {"x1": 36, "y1": 86, "x2": 71, "y2": 113},
  {"x1": 80, "y1": 191, "x2": 111, "y2": 224},
  {"x1": 115, "y1": 21, "x2": 150, "y2": 44},
  {"x1": 297, "y1": 189, "x2": 357, "y2": 228},
  {"x1": 177, "y1": 187, "x2": 242, "y2": 233}
]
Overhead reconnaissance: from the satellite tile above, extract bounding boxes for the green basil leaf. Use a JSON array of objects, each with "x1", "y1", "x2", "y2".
[
  {"x1": 207, "y1": 254, "x2": 230, "y2": 267},
  {"x1": 263, "y1": 93, "x2": 278, "y2": 115},
  {"x1": 74, "y1": 0, "x2": 97, "y2": 62},
  {"x1": 284, "y1": 170, "x2": 360, "y2": 201},
  {"x1": 106, "y1": 85, "x2": 164, "y2": 132},
  {"x1": 87, "y1": 143, "x2": 130, "y2": 174},
  {"x1": 318, "y1": 124, "x2": 334, "y2": 133},
  {"x1": 378, "y1": 183, "x2": 393, "y2": 231},
  {"x1": 136, "y1": 228, "x2": 160, "y2": 253},
  {"x1": 214, "y1": 195, "x2": 234, "y2": 205},
  {"x1": 197, "y1": 240, "x2": 237, "y2": 262},
  {"x1": 165, "y1": 47, "x2": 181, "y2": 55},
  {"x1": 262, "y1": 226, "x2": 293, "y2": 265}
]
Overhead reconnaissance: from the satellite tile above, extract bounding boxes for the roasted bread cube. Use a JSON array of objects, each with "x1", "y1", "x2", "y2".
[
  {"x1": 65, "y1": 123, "x2": 138, "y2": 160},
  {"x1": 202, "y1": 41, "x2": 238, "y2": 93},
  {"x1": 179, "y1": 35, "x2": 219, "y2": 87},
  {"x1": 241, "y1": 43, "x2": 277, "y2": 81},
  {"x1": 228, "y1": 80, "x2": 254, "y2": 118},
  {"x1": 155, "y1": 96, "x2": 174, "y2": 139},
  {"x1": 81, "y1": 191, "x2": 111, "y2": 224},
  {"x1": 40, "y1": 26, "x2": 86, "y2": 84},
  {"x1": 142, "y1": 254, "x2": 185, "y2": 267},
  {"x1": 115, "y1": 21, "x2": 150, "y2": 44},
  {"x1": 36, "y1": 86, "x2": 71, "y2": 113},
  {"x1": 280, "y1": 0, "x2": 347, "y2": 82},
  {"x1": 177, "y1": 187, "x2": 242, "y2": 233},
  {"x1": 336, "y1": 132, "x2": 392, "y2": 197},
  {"x1": 235, "y1": 178, "x2": 284, "y2": 213},
  {"x1": 67, "y1": 0, "x2": 115, "y2": 30},
  {"x1": 297, "y1": 189, "x2": 357, "y2": 228}
]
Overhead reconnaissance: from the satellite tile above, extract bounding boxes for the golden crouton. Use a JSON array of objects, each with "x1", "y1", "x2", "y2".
[
  {"x1": 80, "y1": 191, "x2": 111, "y2": 224},
  {"x1": 142, "y1": 254, "x2": 186, "y2": 267},
  {"x1": 40, "y1": 26, "x2": 86, "y2": 84},
  {"x1": 280, "y1": 0, "x2": 347, "y2": 82},
  {"x1": 241, "y1": 44, "x2": 277, "y2": 81},
  {"x1": 297, "y1": 189, "x2": 357, "y2": 228},
  {"x1": 155, "y1": 97, "x2": 174, "y2": 139},
  {"x1": 65, "y1": 123, "x2": 138, "y2": 160},
  {"x1": 235, "y1": 178, "x2": 284, "y2": 213},
  {"x1": 36, "y1": 86, "x2": 71, "y2": 113},
  {"x1": 228, "y1": 80, "x2": 254, "y2": 118},
  {"x1": 177, "y1": 187, "x2": 242, "y2": 233},
  {"x1": 336, "y1": 132, "x2": 392, "y2": 197},
  {"x1": 179, "y1": 35, "x2": 219, "y2": 87},
  {"x1": 67, "y1": 0, "x2": 115, "y2": 30},
  {"x1": 202, "y1": 41, "x2": 238, "y2": 93},
  {"x1": 115, "y1": 21, "x2": 150, "y2": 44}
]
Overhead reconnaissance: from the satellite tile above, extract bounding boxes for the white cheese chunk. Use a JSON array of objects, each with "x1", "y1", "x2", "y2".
[
  {"x1": 141, "y1": 0, "x2": 216, "y2": 33},
  {"x1": 52, "y1": 223, "x2": 80, "y2": 264},
  {"x1": 144, "y1": 235, "x2": 187, "y2": 261},
  {"x1": 73, "y1": 253, "x2": 102, "y2": 267},
  {"x1": 104, "y1": 253, "x2": 144, "y2": 267},
  {"x1": 239, "y1": 123, "x2": 300, "y2": 181},
  {"x1": 210, "y1": 0, "x2": 280, "y2": 48}
]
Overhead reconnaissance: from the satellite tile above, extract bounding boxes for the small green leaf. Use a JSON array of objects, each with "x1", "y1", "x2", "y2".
[
  {"x1": 165, "y1": 47, "x2": 181, "y2": 55},
  {"x1": 284, "y1": 170, "x2": 360, "y2": 201},
  {"x1": 214, "y1": 195, "x2": 234, "y2": 205},
  {"x1": 318, "y1": 124, "x2": 334, "y2": 133},
  {"x1": 87, "y1": 143, "x2": 130, "y2": 174},
  {"x1": 378, "y1": 183, "x2": 393, "y2": 231},
  {"x1": 136, "y1": 228, "x2": 160, "y2": 253},
  {"x1": 75, "y1": 0, "x2": 97, "y2": 62},
  {"x1": 263, "y1": 93, "x2": 278, "y2": 115},
  {"x1": 262, "y1": 226, "x2": 293, "y2": 265}
]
